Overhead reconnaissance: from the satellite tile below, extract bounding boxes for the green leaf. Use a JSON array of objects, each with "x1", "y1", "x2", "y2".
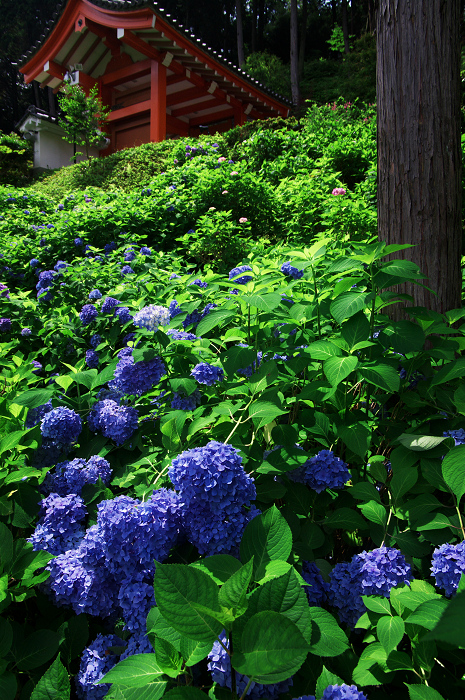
[
  {"x1": 380, "y1": 259, "x2": 424, "y2": 279},
  {"x1": 350, "y1": 482, "x2": 381, "y2": 503},
  {"x1": 231, "y1": 611, "x2": 309, "y2": 682},
  {"x1": 105, "y1": 681, "x2": 168, "y2": 700},
  {"x1": 0, "y1": 617, "x2": 13, "y2": 657},
  {"x1": 15, "y1": 630, "x2": 60, "y2": 671},
  {"x1": 330, "y1": 292, "x2": 371, "y2": 324},
  {"x1": 91, "y1": 360, "x2": 118, "y2": 389},
  {"x1": 179, "y1": 638, "x2": 212, "y2": 667},
  {"x1": 196, "y1": 309, "x2": 235, "y2": 336},
  {"x1": 190, "y1": 556, "x2": 242, "y2": 585},
  {"x1": 164, "y1": 688, "x2": 210, "y2": 700},
  {"x1": 324, "y1": 508, "x2": 367, "y2": 531},
  {"x1": 152, "y1": 637, "x2": 183, "y2": 678},
  {"x1": 424, "y1": 590, "x2": 465, "y2": 647},
  {"x1": 441, "y1": 445, "x2": 465, "y2": 504},
  {"x1": 30, "y1": 656, "x2": 70, "y2": 700},
  {"x1": 240, "y1": 505, "x2": 293, "y2": 580},
  {"x1": 315, "y1": 667, "x2": 344, "y2": 700},
  {"x1": 0, "y1": 430, "x2": 30, "y2": 456},
  {"x1": 377, "y1": 615, "x2": 405, "y2": 654},
  {"x1": 430, "y1": 358, "x2": 465, "y2": 387},
  {"x1": 218, "y1": 558, "x2": 253, "y2": 617},
  {"x1": 74, "y1": 369, "x2": 98, "y2": 390},
  {"x1": 406, "y1": 685, "x2": 446, "y2": 700},
  {"x1": 406, "y1": 599, "x2": 448, "y2": 630},
  {"x1": 146, "y1": 608, "x2": 181, "y2": 651},
  {"x1": 99, "y1": 655, "x2": 164, "y2": 687},
  {"x1": 353, "y1": 642, "x2": 391, "y2": 686},
  {"x1": 0, "y1": 672, "x2": 17, "y2": 700},
  {"x1": 153, "y1": 563, "x2": 223, "y2": 643},
  {"x1": 323, "y1": 355, "x2": 358, "y2": 387},
  {"x1": 247, "y1": 361, "x2": 278, "y2": 394},
  {"x1": 0, "y1": 522, "x2": 13, "y2": 571},
  {"x1": 362, "y1": 596, "x2": 392, "y2": 615},
  {"x1": 60, "y1": 614, "x2": 88, "y2": 666},
  {"x1": 397, "y1": 434, "x2": 446, "y2": 451},
  {"x1": 386, "y1": 650, "x2": 414, "y2": 672},
  {"x1": 243, "y1": 293, "x2": 282, "y2": 312},
  {"x1": 389, "y1": 321, "x2": 425, "y2": 354},
  {"x1": 308, "y1": 607, "x2": 349, "y2": 657},
  {"x1": 391, "y1": 467, "x2": 418, "y2": 501},
  {"x1": 358, "y1": 500, "x2": 387, "y2": 527},
  {"x1": 248, "y1": 401, "x2": 286, "y2": 425},
  {"x1": 341, "y1": 312, "x2": 370, "y2": 350},
  {"x1": 307, "y1": 341, "x2": 342, "y2": 361},
  {"x1": 358, "y1": 363, "x2": 400, "y2": 392},
  {"x1": 337, "y1": 422, "x2": 371, "y2": 457},
  {"x1": 169, "y1": 378, "x2": 198, "y2": 396},
  {"x1": 13, "y1": 389, "x2": 54, "y2": 409}
]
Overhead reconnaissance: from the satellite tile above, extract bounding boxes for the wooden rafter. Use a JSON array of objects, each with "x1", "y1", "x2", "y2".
[
  {"x1": 189, "y1": 108, "x2": 235, "y2": 127},
  {"x1": 61, "y1": 30, "x2": 88, "y2": 68},
  {"x1": 171, "y1": 97, "x2": 222, "y2": 118}
]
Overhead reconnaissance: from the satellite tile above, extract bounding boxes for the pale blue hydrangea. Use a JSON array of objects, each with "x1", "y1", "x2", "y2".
[
  {"x1": 88, "y1": 289, "x2": 102, "y2": 300},
  {"x1": 281, "y1": 261, "x2": 304, "y2": 279},
  {"x1": 191, "y1": 362, "x2": 224, "y2": 385},
  {"x1": 321, "y1": 685, "x2": 368, "y2": 700},
  {"x1": 431, "y1": 541, "x2": 465, "y2": 596},
  {"x1": 41, "y1": 407, "x2": 82, "y2": 445},
  {"x1": 133, "y1": 305, "x2": 170, "y2": 330},
  {"x1": 167, "y1": 329, "x2": 199, "y2": 341}
]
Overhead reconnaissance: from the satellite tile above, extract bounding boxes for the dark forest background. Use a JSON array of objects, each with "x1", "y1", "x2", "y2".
[{"x1": 0, "y1": 0, "x2": 378, "y2": 134}]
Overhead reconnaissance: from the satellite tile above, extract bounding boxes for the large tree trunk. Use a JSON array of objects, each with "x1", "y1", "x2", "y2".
[
  {"x1": 377, "y1": 0, "x2": 462, "y2": 316},
  {"x1": 298, "y1": 0, "x2": 308, "y2": 80},
  {"x1": 290, "y1": 0, "x2": 300, "y2": 107},
  {"x1": 236, "y1": 0, "x2": 245, "y2": 67}
]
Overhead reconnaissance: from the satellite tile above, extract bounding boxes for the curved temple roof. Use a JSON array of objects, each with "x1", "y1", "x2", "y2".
[{"x1": 20, "y1": 0, "x2": 291, "y2": 128}]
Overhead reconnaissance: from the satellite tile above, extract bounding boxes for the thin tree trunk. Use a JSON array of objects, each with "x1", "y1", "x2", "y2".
[
  {"x1": 252, "y1": 0, "x2": 257, "y2": 53},
  {"x1": 367, "y1": 0, "x2": 375, "y2": 33},
  {"x1": 290, "y1": 0, "x2": 300, "y2": 107},
  {"x1": 331, "y1": 0, "x2": 337, "y2": 29},
  {"x1": 257, "y1": 0, "x2": 265, "y2": 51},
  {"x1": 236, "y1": 0, "x2": 245, "y2": 67},
  {"x1": 298, "y1": 0, "x2": 308, "y2": 80},
  {"x1": 342, "y1": 0, "x2": 350, "y2": 53},
  {"x1": 377, "y1": 0, "x2": 462, "y2": 316}
]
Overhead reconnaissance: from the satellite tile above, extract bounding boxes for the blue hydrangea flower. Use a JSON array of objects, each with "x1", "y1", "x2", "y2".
[
  {"x1": 168, "y1": 299, "x2": 182, "y2": 318},
  {"x1": 29, "y1": 258, "x2": 39, "y2": 267},
  {"x1": 228, "y1": 265, "x2": 253, "y2": 285},
  {"x1": 109, "y1": 348, "x2": 166, "y2": 397},
  {"x1": 167, "y1": 329, "x2": 199, "y2": 341},
  {"x1": 41, "y1": 407, "x2": 82, "y2": 445},
  {"x1": 28, "y1": 493, "x2": 87, "y2": 555},
  {"x1": 120, "y1": 632, "x2": 153, "y2": 659},
  {"x1": 88, "y1": 399, "x2": 138, "y2": 445},
  {"x1": 75, "y1": 634, "x2": 124, "y2": 700},
  {"x1": 88, "y1": 289, "x2": 102, "y2": 300},
  {"x1": 44, "y1": 455, "x2": 112, "y2": 496},
  {"x1": 101, "y1": 297, "x2": 120, "y2": 314},
  {"x1": 281, "y1": 261, "x2": 304, "y2": 279},
  {"x1": 90, "y1": 334, "x2": 102, "y2": 349},
  {"x1": 169, "y1": 273, "x2": 180, "y2": 280},
  {"x1": 182, "y1": 309, "x2": 202, "y2": 329},
  {"x1": 121, "y1": 265, "x2": 135, "y2": 276},
  {"x1": 289, "y1": 450, "x2": 350, "y2": 493},
  {"x1": 86, "y1": 350, "x2": 99, "y2": 369},
  {"x1": 191, "y1": 363, "x2": 224, "y2": 385},
  {"x1": 0, "y1": 318, "x2": 11, "y2": 333},
  {"x1": 21, "y1": 327, "x2": 32, "y2": 337},
  {"x1": 329, "y1": 546, "x2": 412, "y2": 628},
  {"x1": 0, "y1": 283, "x2": 10, "y2": 298},
  {"x1": 302, "y1": 561, "x2": 330, "y2": 606},
  {"x1": 80, "y1": 304, "x2": 98, "y2": 326},
  {"x1": 54, "y1": 260, "x2": 68, "y2": 271},
  {"x1": 443, "y1": 429, "x2": 465, "y2": 446},
  {"x1": 321, "y1": 685, "x2": 368, "y2": 700},
  {"x1": 140, "y1": 246, "x2": 151, "y2": 256},
  {"x1": 133, "y1": 305, "x2": 170, "y2": 330},
  {"x1": 171, "y1": 389, "x2": 201, "y2": 411},
  {"x1": 74, "y1": 237, "x2": 83, "y2": 246},
  {"x1": 431, "y1": 541, "x2": 465, "y2": 596},
  {"x1": 31, "y1": 360, "x2": 42, "y2": 374},
  {"x1": 26, "y1": 400, "x2": 53, "y2": 429},
  {"x1": 124, "y1": 250, "x2": 136, "y2": 261},
  {"x1": 104, "y1": 242, "x2": 116, "y2": 255},
  {"x1": 189, "y1": 278, "x2": 208, "y2": 289},
  {"x1": 208, "y1": 632, "x2": 293, "y2": 699},
  {"x1": 115, "y1": 307, "x2": 133, "y2": 324}
]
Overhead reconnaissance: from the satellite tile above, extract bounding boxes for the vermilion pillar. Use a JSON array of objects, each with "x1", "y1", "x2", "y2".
[{"x1": 150, "y1": 60, "x2": 166, "y2": 141}]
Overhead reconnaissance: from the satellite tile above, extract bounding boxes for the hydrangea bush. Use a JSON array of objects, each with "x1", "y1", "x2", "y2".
[{"x1": 0, "y1": 103, "x2": 464, "y2": 700}]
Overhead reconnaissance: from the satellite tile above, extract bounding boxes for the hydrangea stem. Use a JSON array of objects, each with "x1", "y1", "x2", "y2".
[{"x1": 239, "y1": 677, "x2": 253, "y2": 700}]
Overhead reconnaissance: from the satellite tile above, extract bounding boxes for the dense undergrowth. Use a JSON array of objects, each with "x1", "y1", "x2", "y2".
[{"x1": 2, "y1": 102, "x2": 465, "y2": 700}]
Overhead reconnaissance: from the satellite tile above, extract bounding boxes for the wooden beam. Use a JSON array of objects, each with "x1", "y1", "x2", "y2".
[
  {"x1": 167, "y1": 74, "x2": 187, "y2": 86},
  {"x1": 61, "y1": 30, "x2": 88, "y2": 68},
  {"x1": 76, "y1": 17, "x2": 120, "y2": 51},
  {"x1": 166, "y1": 86, "x2": 206, "y2": 107},
  {"x1": 72, "y1": 70, "x2": 97, "y2": 93},
  {"x1": 117, "y1": 29, "x2": 164, "y2": 63},
  {"x1": 150, "y1": 60, "x2": 166, "y2": 142},
  {"x1": 166, "y1": 114, "x2": 188, "y2": 136},
  {"x1": 106, "y1": 99, "x2": 151, "y2": 122},
  {"x1": 171, "y1": 96, "x2": 221, "y2": 118},
  {"x1": 189, "y1": 108, "x2": 235, "y2": 127},
  {"x1": 80, "y1": 35, "x2": 101, "y2": 69},
  {"x1": 87, "y1": 47, "x2": 110, "y2": 78},
  {"x1": 39, "y1": 75, "x2": 55, "y2": 90},
  {"x1": 101, "y1": 58, "x2": 151, "y2": 87},
  {"x1": 43, "y1": 59, "x2": 65, "y2": 81}
]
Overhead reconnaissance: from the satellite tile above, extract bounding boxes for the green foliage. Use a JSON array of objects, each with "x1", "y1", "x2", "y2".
[
  {"x1": 0, "y1": 131, "x2": 33, "y2": 187},
  {"x1": 241, "y1": 52, "x2": 291, "y2": 99},
  {"x1": 58, "y1": 82, "x2": 110, "y2": 159}
]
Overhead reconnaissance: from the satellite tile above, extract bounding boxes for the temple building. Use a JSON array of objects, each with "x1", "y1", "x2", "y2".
[{"x1": 18, "y1": 0, "x2": 290, "y2": 170}]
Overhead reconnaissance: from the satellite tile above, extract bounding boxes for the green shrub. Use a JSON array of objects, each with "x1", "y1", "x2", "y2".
[{"x1": 0, "y1": 132, "x2": 33, "y2": 187}]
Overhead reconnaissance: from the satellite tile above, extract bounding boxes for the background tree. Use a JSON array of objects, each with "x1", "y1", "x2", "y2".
[
  {"x1": 58, "y1": 83, "x2": 110, "y2": 160},
  {"x1": 290, "y1": 0, "x2": 300, "y2": 105},
  {"x1": 377, "y1": 0, "x2": 462, "y2": 315}
]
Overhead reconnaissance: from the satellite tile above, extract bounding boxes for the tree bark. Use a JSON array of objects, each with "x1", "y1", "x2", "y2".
[
  {"x1": 298, "y1": 0, "x2": 308, "y2": 80},
  {"x1": 252, "y1": 0, "x2": 257, "y2": 53},
  {"x1": 377, "y1": 0, "x2": 462, "y2": 316},
  {"x1": 366, "y1": 0, "x2": 375, "y2": 33},
  {"x1": 236, "y1": 0, "x2": 245, "y2": 67},
  {"x1": 341, "y1": 0, "x2": 350, "y2": 53},
  {"x1": 290, "y1": 0, "x2": 300, "y2": 107},
  {"x1": 257, "y1": 0, "x2": 265, "y2": 52}
]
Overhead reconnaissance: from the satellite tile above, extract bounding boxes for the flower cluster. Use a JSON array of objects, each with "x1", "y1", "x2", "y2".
[
  {"x1": 115, "y1": 306, "x2": 132, "y2": 324},
  {"x1": 281, "y1": 261, "x2": 304, "y2": 280},
  {"x1": 229, "y1": 264, "x2": 253, "y2": 285},
  {"x1": 0, "y1": 318, "x2": 12, "y2": 333},
  {"x1": 88, "y1": 399, "x2": 138, "y2": 445},
  {"x1": 76, "y1": 634, "x2": 124, "y2": 700},
  {"x1": 43, "y1": 455, "x2": 112, "y2": 496},
  {"x1": 133, "y1": 305, "x2": 170, "y2": 330},
  {"x1": 121, "y1": 265, "x2": 134, "y2": 276},
  {"x1": 332, "y1": 188, "x2": 346, "y2": 195},
  {"x1": 189, "y1": 278, "x2": 208, "y2": 289},
  {"x1": 80, "y1": 304, "x2": 98, "y2": 326},
  {"x1": 167, "y1": 329, "x2": 199, "y2": 341},
  {"x1": 86, "y1": 350, "x2": 99, "y2": 369},
  {"x1": 101, "y1": 297, "x2": 120, "y2": 314},
  {"x1": 90, "y1": 334, "x2": 102, "y2": 349},
  {"x1": 168, "y1": 299, "x2": 182, "y2": 318},
  {"x1": 28, "y1": 493, "x2": 87, "y2": 555},
  {"x1": 171, "y1": 389, "x2": 202, "y2": 411},
  {"x1": 109, "y1": 348, "x2": 166, "y2": 397},
  {"x1": 40, "y1": 406, "x2": 82, "y2": 446},
  {"x1": 88, "y1": 289, "x2": 102, "y2": 300},
  {"x1": 169, "y1": 441, "x2": 257, "y2": 555},
  {"x1": 321, "y1": 685, "x2": 368, "y2": 700},
  {"x1": 289, "y1": 450, "x2": 350, "y2": 493},
  {"x1": 302, "y1": 561, "x2": 330, "y2": 606},
  {"x1": 443, "y1": 428, "x2": 465, "y2": 446},
  {"x1": 431, "y1": 541, "x2": 465, "y2": 596},
  {"x1": 191, "y1": 362, "x2": 224, "y2": 386},
  {"x1": 329, "y1": 546, "x2": 412, "y2": 628},
  {"x1": 208, "y1": 632, "x2": 293, "y2": 700}
]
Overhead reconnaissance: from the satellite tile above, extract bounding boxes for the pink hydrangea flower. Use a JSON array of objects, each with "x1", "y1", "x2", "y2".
[
  {"x1": 239, "y1": 217, "x2": 248, "y2": 223},
  {"x1": 332, "y1": 188, "x2": 346, "y2": 196},
  {"x1": 231, "y1": 171, "x2": 239, "y2": 176},
  {"x1": 209, "y1": 206, "x2": 216, "y2": 211},
  {"x1": 218, "y1": 157, "x2": 227, "y2": 163},
  {"x1": 222, "y1": 190, "x2": 229, "y2": 195}
]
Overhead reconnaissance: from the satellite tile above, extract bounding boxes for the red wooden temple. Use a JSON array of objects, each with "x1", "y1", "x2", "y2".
[{"x1": 20, "y1": 0, "x2": 290, "y2": 155}]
